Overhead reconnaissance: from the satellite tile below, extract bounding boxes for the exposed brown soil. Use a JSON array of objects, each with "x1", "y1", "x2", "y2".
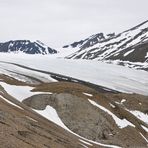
[
  {"x1": 32, "y1": 81, "x2": 97, "y2": 97},
  {"x1": 0, "y1": 74, "x2": 148, "y2": 148},
  {"x1": 0, "y1": 91, "x2": 88, "y2": 148},
  {"x1": 22, "y1": 82, "x2": 148, "y2": 147},
  {"x1": 0, "y1": 74, "x2": 36, "y2": 86}
]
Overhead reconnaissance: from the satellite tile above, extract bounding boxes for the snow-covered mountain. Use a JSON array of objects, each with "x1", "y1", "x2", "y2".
[
  {"x1": 63, "y1": 32, "x2": 113, "y2": 49},
  {"x1": 0, "y1": 40, "x2": 57, "y2": 54},
  {"x1": 1, "y1": 21, "x2": 148, "y2": 71},
  {"x1": 65, "y1": 20, "x2": 148, "y2": 70}
]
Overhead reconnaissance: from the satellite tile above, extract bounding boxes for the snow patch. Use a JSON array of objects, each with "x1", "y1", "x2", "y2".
[
  {"x1": 88, "y1": 99, "x2": 135, "y2": 128},
  {"x1": 141, "y1": 125, "x2": 148, "y2": 132},
  {"x1": 110, "y1": 103, "x2": 116, "y2": 108},
  {"x1": 140, "y1": 133, "x2": 148, "y2": 143},
  {"x1": 124, "y1": 49, "x2": 135, "y2": 57},
  {"x1": 83, "y1": 92, "x2": 93, "y2": 97},
  {"x1": 128, "y1": 110, "x2": 148, "y2": 124},
  {"x1": 146, "y1": 52, "x2": 148, "y2": 58},
  {"x1": 26, "y1": 116, "x2": 37, "y2": 122},
  {"x1": 121, "y1": 99, "x2": 126, "y2": 103},
  {"x1": 0, "y1": 81, "x2": 52, "y2": 101},
  {"x1": 34, "y1": 105, "x2": 69, "y2": 130},
  {"x1": 34, "y1": 102, "x2": 121, "y2": 148},
  {"x1": 79, "y1": 139, "x2": 93, "y2": 146},
  {"x1": 0, "y1": 95, "x2": 23, "y2": 110}
]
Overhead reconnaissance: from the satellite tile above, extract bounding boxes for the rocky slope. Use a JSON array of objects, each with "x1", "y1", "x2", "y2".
[
  {"x1": 0, "y1": 70, "x2": 148, "y2": 148},
  {"x1": 23, "y1": 92, "x2": 148, "y2": 147},
  {"x1": 65, "y1": 20, "x2": 148, "y2": 70},
  {"x1": 63, "y1": 33, "x2": 111, "y2": 49},
  {"x1": 0, "y1": 86, "x2": 82, "y2": 148},
  {"x1": 0, "y1": 40, "x2": 57, "y2": 54}
]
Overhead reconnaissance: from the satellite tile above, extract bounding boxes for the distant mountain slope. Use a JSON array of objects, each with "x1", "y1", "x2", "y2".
[
  {"x1": 0, "y1": 40, "x2": 57, "y2": 54},
  {"x1": 65, "y1": 20, "x2": 148, "y2": 70},
  {"x1": 63, "y1": 33, "x2": 113, "y2": 49}
]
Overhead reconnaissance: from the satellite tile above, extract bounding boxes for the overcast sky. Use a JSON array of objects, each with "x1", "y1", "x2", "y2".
[{"x1": 0, "y1": 0, "x2": 148, "y2": 48}]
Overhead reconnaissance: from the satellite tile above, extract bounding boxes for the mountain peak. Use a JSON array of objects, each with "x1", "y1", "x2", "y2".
[
  {"x1": 63, "y1": 32, "x2": 109, "y2": 49},
  {"x1": 0, "y1": 40, "x2": 57, "y2": 54}
]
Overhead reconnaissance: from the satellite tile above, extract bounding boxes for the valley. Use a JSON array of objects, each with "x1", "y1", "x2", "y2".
[{"x1": 0, "y1": 20, "x2": 148, "y2": 148}]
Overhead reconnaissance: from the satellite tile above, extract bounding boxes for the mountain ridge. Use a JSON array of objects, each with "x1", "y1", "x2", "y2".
[
  {"x1": 0, "y1": 40, "x2": 57, "y2": 54},
  {"x1": 0, "y1": 20, "x2": 148, "y2": 71},
  {"x1": 64, "y1": 20, "x2": 148, "y2": 70}
]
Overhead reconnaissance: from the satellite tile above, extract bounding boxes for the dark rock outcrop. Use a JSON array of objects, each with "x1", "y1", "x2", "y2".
[{"x1": 0, "y1": 40, "x2": 57, "y2": 54}]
